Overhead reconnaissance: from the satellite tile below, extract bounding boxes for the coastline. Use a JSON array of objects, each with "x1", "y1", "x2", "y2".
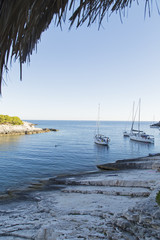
[
  {"x1": 0, "y1": 121, "x2": 58, "y2": 136},
  {"x1": 0, "y1": 154, "x2": 160, "y2": 239}
]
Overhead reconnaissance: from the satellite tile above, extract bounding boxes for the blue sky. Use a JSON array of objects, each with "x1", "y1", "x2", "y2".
[{"x1": 1, "y1": 2, "x2": 160, "y2": 121}]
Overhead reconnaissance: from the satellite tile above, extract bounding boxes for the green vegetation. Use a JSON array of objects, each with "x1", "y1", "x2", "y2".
[
  {"x1": 156, "y1": 191, "x2": 160, "y2": 206},
  {"x1": 0, "y1": 115, "x2": 23, "y2": 125}
]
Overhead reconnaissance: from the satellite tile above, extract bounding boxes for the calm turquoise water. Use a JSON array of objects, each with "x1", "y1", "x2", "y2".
[{"x1": 0, "y1": 120, "x2": 159, "y2": 193}]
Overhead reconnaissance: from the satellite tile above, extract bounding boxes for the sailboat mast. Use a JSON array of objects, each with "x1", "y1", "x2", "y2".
[
  {"x1": 97, "y1": 104, "x2": 100, "y2": 136},
  {"x1": 131, "y1": 101, "x2": 135, "y2": 131},
  {"x1": 138, "y1": 98, "x2": 141, "y2": 133}
]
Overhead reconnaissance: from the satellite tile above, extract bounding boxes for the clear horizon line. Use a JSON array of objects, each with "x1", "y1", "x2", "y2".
[{"x1": 23, "y1": 119, "x2": 155, "y2": 122}]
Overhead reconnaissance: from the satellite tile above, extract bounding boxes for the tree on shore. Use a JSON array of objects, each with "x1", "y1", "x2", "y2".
[
  {"x1": 0, "y1": 115, "x2": 23, "y2": 125},
  {"x1": 0, "y1": 0, "x2": 157, "y2": 93}
]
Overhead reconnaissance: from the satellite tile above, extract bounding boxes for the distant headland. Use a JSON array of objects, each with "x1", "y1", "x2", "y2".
[{"x1": 0, "y1": 115, "x2": 58, "y2": 136}]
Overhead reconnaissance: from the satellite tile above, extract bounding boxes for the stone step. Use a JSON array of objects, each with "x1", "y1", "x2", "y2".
[
  {"x1": 61, "y1": 186, "x2": 151, "y2": 197},
  {"x1": 77, "y1": 179, "x2": 152, "y2": 188},
  {"x1": 50, "y1": 177, "x2": 154, "y2": 188}
]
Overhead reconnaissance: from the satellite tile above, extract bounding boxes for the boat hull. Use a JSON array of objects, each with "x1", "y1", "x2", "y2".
[
  {"x1": 94, "y1": 140, "x2": 109, "y2": 146},
  {"x1": 130, "y1": 135, "x2": 154, "y2": 144}
]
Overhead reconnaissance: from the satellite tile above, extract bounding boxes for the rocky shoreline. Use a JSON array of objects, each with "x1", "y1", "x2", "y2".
[
  {"x1": 0, "y1": 121, "x2": 57, "y2": 136},
  {"x1": 0, "y1": 154, "x2": 160, "y2": 239}
]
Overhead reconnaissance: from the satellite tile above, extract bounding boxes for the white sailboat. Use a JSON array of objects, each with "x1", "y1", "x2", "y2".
[
  {"x1": 94, "y1": 104, "x2": 110, "y2": 146},
  {"x1": 130, "y1": 99, "x2": 154, "y2": 144}
]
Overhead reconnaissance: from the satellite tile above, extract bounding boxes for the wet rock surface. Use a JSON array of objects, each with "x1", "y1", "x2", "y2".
[{"x1": 0, "y1": 154, "x2": 160, "y2": 239}]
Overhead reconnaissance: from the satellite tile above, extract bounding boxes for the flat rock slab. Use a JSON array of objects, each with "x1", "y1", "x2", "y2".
[
  {"x1": 97, "y1": 154, "x2": 160, "y2": 170},
  {"x1": 0, "y1": 155, "x2": 160, "y2": 239}
]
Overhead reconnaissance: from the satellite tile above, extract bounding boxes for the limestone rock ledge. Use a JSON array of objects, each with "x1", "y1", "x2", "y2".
[
  {"x1": 0, "y1": 121, "x2": 55, "y2": 136},
  {"x1": 0, "y1": 155, "x2": 160, "y2": 239}
]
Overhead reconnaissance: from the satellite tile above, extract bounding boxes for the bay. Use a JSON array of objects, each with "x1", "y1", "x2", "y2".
[{"x1": 0, "y1": 120, "x2": 159, "y2": 193}]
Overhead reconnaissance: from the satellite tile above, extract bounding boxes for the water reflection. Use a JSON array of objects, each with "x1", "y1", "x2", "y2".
[
  {"x1": 94, "y1": 144, "x2": 110, "y2": 165},
  {"x1": 129, "y1": 139, "x2": 154, "y2": 153},
  {"x1": 0, "y1": 135, "x2": 24, "y2": 148}
]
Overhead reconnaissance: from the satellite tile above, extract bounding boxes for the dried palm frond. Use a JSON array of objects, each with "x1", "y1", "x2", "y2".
[
  {"x1": 0, "y1": 0, "x2": 68, "y2": 93},
  {"x1": 0, "y1": 0, "x2": 155, "y2": 93}
]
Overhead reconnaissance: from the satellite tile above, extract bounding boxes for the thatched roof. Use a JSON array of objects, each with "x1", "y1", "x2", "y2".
[{"x1": 0, "y1": 0, "x2": 153, "y2": 93}]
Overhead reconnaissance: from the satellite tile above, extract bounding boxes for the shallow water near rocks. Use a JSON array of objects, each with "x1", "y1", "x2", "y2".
[{"x1": 0, "y1": 120, "x2": 159, "y2": 193}]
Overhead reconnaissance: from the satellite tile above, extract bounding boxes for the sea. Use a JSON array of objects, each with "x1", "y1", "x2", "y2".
[{"x1": 0, "y1": 120, "x2": 160, "y2": 194}]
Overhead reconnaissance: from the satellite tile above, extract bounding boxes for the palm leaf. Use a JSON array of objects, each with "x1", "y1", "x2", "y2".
[{"x1": 0, "y1": 0, "x2": 156, "y2": 93}]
